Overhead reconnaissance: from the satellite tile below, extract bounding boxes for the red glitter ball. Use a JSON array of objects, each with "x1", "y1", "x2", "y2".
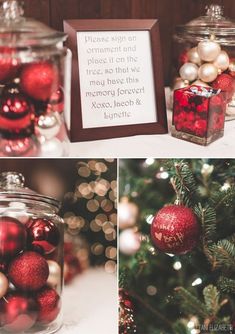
[
  {"x1": 212, "y1": 73, "x2": 235, "y2": 102},
  {"x1": 0, "y1": 293, "x2": 38, "y2": 332},
  {"x1": 26, "y1": 218, "x2": 60, "y2": 255},
  {"x1": 0, "y1": 47, "x2": 19, "y2": 84},
  {"x1": 0, "y1": 216, "x2": 26, "y2": 259},
  {"x1": 36, "y1": 287, "x2": 60, "y2": 324},
  {"x1": 151, "y1": 205, "x2": 200, "y2": 254},
  {"x1": 8, "y1": 251, "x2": 49, "y2": 291},
  {"x1": 20, "y1": 62, "x2": 60, "y2": 101}
]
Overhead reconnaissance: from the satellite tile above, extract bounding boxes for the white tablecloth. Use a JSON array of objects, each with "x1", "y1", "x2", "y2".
[
  {"x1": 68, "y1": 113, "x2": 235, "y2": 158},
  {"x1": 58, "y1": 268, "x2": 117, "y2": 334}
]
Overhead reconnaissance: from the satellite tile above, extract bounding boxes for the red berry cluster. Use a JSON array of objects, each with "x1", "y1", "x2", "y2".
[
  {"x1": 0, "y1": 216, "x2": 61, "y2": 332},
  {"x1": 0, "y1": 47, "x2": 64, "y2": 140},
  {"x1": 173, "y1": 86, "x2": 226, "y2": 138}
]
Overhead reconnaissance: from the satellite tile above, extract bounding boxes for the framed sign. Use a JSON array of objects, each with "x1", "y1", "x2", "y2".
[{"x1": 64, "y1": 19, "x2": 168, "y2": 142}]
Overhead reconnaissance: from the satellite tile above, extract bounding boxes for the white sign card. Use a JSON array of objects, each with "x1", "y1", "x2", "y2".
[{"x1": 77, "y1": 30, "x2": 157, "y2": 129}]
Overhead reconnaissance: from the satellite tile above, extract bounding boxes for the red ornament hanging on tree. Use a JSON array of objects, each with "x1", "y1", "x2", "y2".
[
  {"x1": 0, "y1": 293, "x2": 38, "y2": 332},
  {"x1": 8, "y1": 251, "x2": 49, "y2": 291},
  {"x1": 36, "y1": 286, "x2": 61, "y2": 324},
  {"x1": 0, "y1": 47, "x2": 19, "y2": 84},
  {"x1": 151, "y1": 205, "x2": 200, "y2": 255},
  {"x1": 0, "y1": 84, "x2": 35, "y2": 139},
  {"x1": 0, "y1": 216, "x2": 27, "y2": 259},
  {"x1": 20, "y1": 62, "x2": 60, "y2": 101},
  {"x1": 26, "y1": 218, "x2": 60, "y2": 255}
]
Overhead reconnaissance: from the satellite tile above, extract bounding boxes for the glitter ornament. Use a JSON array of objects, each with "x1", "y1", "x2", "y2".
[
  {"x1": 212, "y1": 73, "x2": 235, "y2": 102},
  {"x1": 20, "y1": 62, "x2": 59, "y2": 101},
  {"x1": 119, "y1": 289, "x2": 137, "y2": 334},
  {"x1": 0, "y1": 47, "x2": 19, "y2": 84},
  {"x1": 151, "y1": 205, "x2": 200, "y2": 254},
  {"x1": 0, "y1": 293, "x2": 38, "y2": 332},
  {"x1": 0, "y1": 216, "x2": 26, "y2": 258},
  {"x1": 8, "y1": 251, "x2": 49, "y2": 291},
  {"x1": 26, "y1": 218, "x2": 60, "y2": 254},
  {"x1": 36, "y1": 287, "x2": 60, "y2": 324}
]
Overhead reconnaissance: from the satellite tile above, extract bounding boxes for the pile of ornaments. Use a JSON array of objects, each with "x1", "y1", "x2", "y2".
[
  {"x1": 0, "y1": 215, "x2": 62, "y2": 332},
  {"x1": 176, "y1": 38, "x2": 235, "y2": 106},
  {"x1": 0, "y1": 47, "x2": 64, "y2": 144}
]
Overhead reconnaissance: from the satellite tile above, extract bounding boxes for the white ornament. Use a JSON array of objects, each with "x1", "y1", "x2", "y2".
[
  {"x1": 119, "y1": 200, "x2": 139, "y2": 230},
  {"x1": 36, "y1": 113, "x2": 61, "y2": 140},
  {"x1": 198, "y1": 63, "x2": 218, "y2": 83},
  {"x1": 179, "y1": 63, "x2": 198, "y2": 82},
  {"x1": 192, "y1": 80, "x2": 210, "y2": 87},
  {"x1": 187, "y1": 47, "x2": 201, "y2": 65},
  {"x1": 47, "y1": 260, "x2": 61, "y2": 287},
  {"x1": 119, "y1": 229, "x2": 141, "y2": 255},
  {"x1": 197, "y1": 40, "x2": 221, "y2": 62},
  {"x1": 0, "y1": 272, "x2": 8, "y2": 299},
  {"x1": 213, "y1": 51, "x2": 230, "y2": 71}
]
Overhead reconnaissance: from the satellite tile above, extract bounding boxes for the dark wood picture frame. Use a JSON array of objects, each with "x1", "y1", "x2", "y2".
[{"x1": 64, "y1": 19, "x2": 168, "y2": 142}]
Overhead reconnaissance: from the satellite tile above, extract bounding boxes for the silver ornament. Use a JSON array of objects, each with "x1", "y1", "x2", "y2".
[
  {"x1": 36, "y1": 113, "x2": 61, "y2": 140},
  {"x1": 198, "y1": 63, "x2": 218, "y2": 83},
  {"x1": 47, "y1": 260, "x2": 61, "y2": 287},
  {"x1": 213, "y1": 51, "x2": 230, "y2": 71},
  {"x1": 187, "y1": 47, "x2": 201, "y2": 65},
  {"x1": 198, "y1": 40, "x2": 221, "y2": 62},
  {"x1": 179, "y1": 62, "x2": 198, "y2": 82}
]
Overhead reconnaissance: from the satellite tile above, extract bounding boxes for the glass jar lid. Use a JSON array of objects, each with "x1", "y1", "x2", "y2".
[
  {"x1": 0, "y1": 0, "x2": 67, "y2": 47},
  {"x1": 0, "y1": 172, "x2": 60, "y2": 210},
  {"x1": 175, "y1": 4, "x2": 235, "y2": 45}
]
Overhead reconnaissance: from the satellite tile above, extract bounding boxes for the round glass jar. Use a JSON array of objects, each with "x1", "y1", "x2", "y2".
[
  {"x1": 0, "y1": 172, "x2": 64, "y2": 334},
  {"x1": 0, "y1": 0, "x2": 71, "y2": 157},
  {"x1": 172, "y1": 4, "x2": 235, "y2": 119}
]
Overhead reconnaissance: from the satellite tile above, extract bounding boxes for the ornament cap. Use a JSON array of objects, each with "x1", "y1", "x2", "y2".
[
  {"x1": 0, "y1": 172, "x2": 25, "y2": 189},
  {"x1": 1, "y1": 0, "x2": 24, "y2": 21}
]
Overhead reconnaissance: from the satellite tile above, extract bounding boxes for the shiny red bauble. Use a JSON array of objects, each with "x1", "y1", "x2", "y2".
[
  {"x1": 212, "y1": 73, "x2": 235, "y2": 102},
  {"x1": 47, "y1": 87, "x2": 64, "y2": 113},
  {"x1": 0, "y1": 85, "x2": 35, "y2": 139},
  {"x1": 151, "y1": 205, "x2": 200, "y2": 255},
  {"x1": 26, "y1": 218, "x2": 60, "y2": 254},
  {"x1": 20, "y1": 62, "x2": 60, "y2": 101},
  {"x1": 8, "y1": 251, "x2": 49, "y2": 291},
  {"x1": 0, "y1": 216, "x2": 26, "y2": 259},
  {"x1": 36, "y1": 287, "x2": 60, "y2": 324},
  {"x1": 0, "y1": 47, "x2": 19, "y2": 84},
  {"x1": 0, "y1": 293, "x2": 38, "y2": 332}
]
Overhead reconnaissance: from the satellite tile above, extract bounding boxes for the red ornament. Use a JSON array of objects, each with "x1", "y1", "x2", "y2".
[
  {"x1": 26, "y1": 218, "x2": 60, "y2": 254},
  {"x1": 0, "y1": 47, "x2": 19, "y2": 84},
  {"x1": 36, "y1": 287, "x2": 60, "y2": 324},
  {"x1": 47, "y1": 87, "x2": 64, "y2": 114},
  {"x1": 0, "y1": 293, "x2": 38, "y2": 332},
  {"x1": 0, "y1": 216, "x2": 26, "y2": 259},
  {"x1": 0, "y1": 84, "x2": 35, "y2": 139},
  {"x1": 151, "y1": 205, "x2": 200, "y2": 255},
  {"x1": 20, "y1": 62, "x2": 60, "y2": 101},
  {"x1": 212, "y1": 73, "x2": 235, "y2": 102},
  {"x1": 8, "y1": 251, "x2": 49, "y2": 291},
  {"x1": 178, "y1": 50, "x2": 189, "y2": 67},
  {"x1": 119, "y1": 288, "x2": 137, "y2": 334},
  {"x1": 64, "y1": 254, "x2": 82, "y2": 284}
]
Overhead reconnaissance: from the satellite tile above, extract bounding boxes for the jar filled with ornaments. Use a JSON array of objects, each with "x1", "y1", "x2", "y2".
[
  {"x1": 0, "y1": 0, "x2": 71, "y2": 157},
  {"x1": 172, "y1": 4, "x2": 235, "y2": 120},
  {"x1": 0, "y1": 172, "x2": 64, "y2": 334}
]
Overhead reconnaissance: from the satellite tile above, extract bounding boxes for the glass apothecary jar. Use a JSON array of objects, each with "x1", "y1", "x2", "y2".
[
  {"x1": 0, "y1": 0, "x2": 71, "y2": 157},
  {"x1": 0, "y1": 172, "x2": 64, "y2": 333},
  {"x1": 172, "y1": 4, "x2": 235, "y2": 120}
]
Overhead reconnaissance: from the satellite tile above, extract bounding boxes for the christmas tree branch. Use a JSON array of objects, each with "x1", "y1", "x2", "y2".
[
  {"x1": 129, "y1": 291, "x2": 173, "y2": 330},
  {"x1": 207, "y1": 240, "x2": 235, "y2": 271},
  {"x1": 211, "y1": 185, "x2": 235, "y2": 210},
  {"x1": 203, "y1": 285, "x2": 220, "y2": 316},
  {"x1": 218, "y1": 276, "x2": 235, "y2": 294},
  {"x1": 175, "y1": 287, "x2": 210, "y2": 319},
  {"x1": 194, "y1": 204, "x2": 217, "y2": 244}
]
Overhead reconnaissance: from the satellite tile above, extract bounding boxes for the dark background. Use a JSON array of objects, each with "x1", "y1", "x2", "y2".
[{"x1": 24, "y1": 0, "x2": 235, "y2": 84}]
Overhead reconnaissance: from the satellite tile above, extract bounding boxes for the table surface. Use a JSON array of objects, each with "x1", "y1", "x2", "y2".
[
  {"x1": 68, "y1": 113, "x2": 235, "y2": 158},
  {"x1": 58, "y1": 268, "x2": 117, "y2": 334}
]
